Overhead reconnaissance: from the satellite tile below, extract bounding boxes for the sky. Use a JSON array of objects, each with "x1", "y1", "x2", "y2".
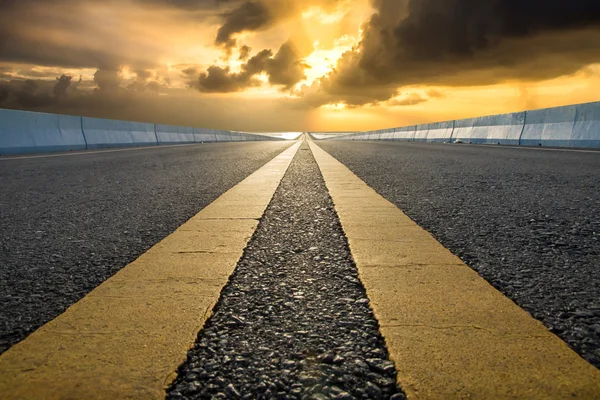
[{"x1": 1, "y1": 0, "x2": 600, "y2": 132}]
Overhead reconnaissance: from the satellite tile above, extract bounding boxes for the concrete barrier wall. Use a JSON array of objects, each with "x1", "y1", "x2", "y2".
[
  {"x1": 320, "y1": 101, "x2": 600, "y2": 149},
  {"x1": 471, "y1": 112, "x2": 525, "y2": 145},
  {"x1": 0, "y1": 109, "x2": 86, "y2": 155},
  {"x1": 454, "y1": 113, "x2": 525, "y2": 145},
  {"x1": 413, "y1": 126, "x2": 430, "y2": 142},
  {"x1": 394, "y1": 126, "x2": 417, "y2": 141},
  {"x1": 364, "y1": 131, "x2": 376, "y2": 140},
  {"x1": 155, "y1": 124, "x2": 195, "y2": 144},
  {"x1": 230, "y1": 131, "x2": 244, "y2": 142},
  {"x1": 0, "y1": 109, "x2": 286, "y2": 155},
  {"x1": 452, "y1": 118, "x2": 475, "y2": 143},
  {"x1": 193, "y1": 128, "x2": 216, "y2": 143},
  {"x1": 83, "y1": 118, "x2": 157, "y2": 149},
  {"x1": 572, "y1": 102, "x2": 600, "y2": 148},
  {"x1": 425, "y1": 121, "x2": 455, "y2": 143},
  {"x1": 520, "y1": 105, "x2": 577, "y2": 147},
  {"x1": 214, "y1": 130, "x2": 230, "y2": 142},
  {"x1": 380, "y1": 129, "x2": 395, "y2": 140}
]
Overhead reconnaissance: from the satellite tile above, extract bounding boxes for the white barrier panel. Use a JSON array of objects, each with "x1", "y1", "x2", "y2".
[
  {"x1": 0, "y1": 109, "x2": 86, "y2": 155},
  {"x1": 83, "y1": 118, "x2": 156, "y2": 149},
  {"x1": 230, "y1": 131, "x2": 244, "y2": 142},
  {"x1": 215, "y1": 130, "x2": 232, "y2": 142},
  {"x1": 209, "y1": 129, "x2": 220, "y2": 142},
  {"x1": 393, "y1": 126, "x2": 417, "y2": 141},
  {"x1": 452, "y1": 118, "x2": 475, "y2": 143},
  {"x1": 193, "y1": 128, "x2": 216, "y2": 143},
  {"x1": 380, "y1": 129, "x2": 395, "y2": 140},
  {"x1": 155, "y1": 124, "x2": 195, "y2": 144},
  {"x1": 469, "y1": 112, "x2": 525, "y2": 145},
  {"x1": 521, "y1": 105, "x2": 577, "y2": 147},
  {"x1": 425, "y1": 121, "x2": 455, "y2": 143},
  {"x1": 571, "y1": 102, "x2": 600, "y2": 148},
  {"x1": 413, "y1": 125, "x2": 430, "y2": 142}
]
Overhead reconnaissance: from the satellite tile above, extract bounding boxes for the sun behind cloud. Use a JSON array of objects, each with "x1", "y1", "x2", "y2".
[{"x1": 0, "y1": 0, "x2": 599, "y2": 132}]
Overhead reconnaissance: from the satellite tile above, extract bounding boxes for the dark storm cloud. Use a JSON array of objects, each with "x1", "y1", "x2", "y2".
[
  {"x1": 94, "y1": 68, "x2": 121, "y2": 93},
  {"x1": 0, "y1": 84, "x2": 9, "y2": 103},
  {"x1": 0, "y1": 63, "x2": 168, "y2": 111},
  {"x1": 195, "y1": 41, "x2": 306, "y2": 92},
  {"x1": 213, "y1": 0, "x2": 348, "y2": 50},
  {"x1": 239, "y1": 45, "x2": 252, "y2": 60},
  {"x1": 53, "y1": 74, "x2": 72, "y2": 98},
  {"x1": 196, "y1": 65, "x2": 258, "y2": 93},
  {"x1": 267, "y1": 42, "x2": 307, "y2": 89},
  {"x1": 394, "y1": 0, "x2": 600, "y2": 60},
  {"x1": 0, "y1": 67, "x2": 167, "y2": 116},
  {"x1": 195, "y1": 48, "x2": 271, "y2": 92},
  {"x1": 216, "y1": 1, "x2": 272, "y2": 49},
  {"x1": 315, "y1": 0, "x2": 600, "y2": 105},
  {"x1": 0, "y1": 79, "x2": 59, "y2": 108}
]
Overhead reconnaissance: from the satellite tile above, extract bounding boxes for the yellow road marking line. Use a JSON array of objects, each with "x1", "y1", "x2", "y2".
[
  {"x1": 309, "y1": 141, "x2": 600, "y2": 400},
  {"x1": 0, "y1": 141, "x2": 301, "y2": 400}
]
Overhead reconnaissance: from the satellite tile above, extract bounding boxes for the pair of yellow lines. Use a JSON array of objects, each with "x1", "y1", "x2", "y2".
[{"x1": 1, "y1": 139, "x2": 598, "y2": 399}]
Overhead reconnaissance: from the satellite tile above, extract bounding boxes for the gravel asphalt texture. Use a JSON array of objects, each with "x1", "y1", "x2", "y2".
[
  {"x1": 318, "y1": 141, "x2": 600, "y2": 368},
  {"x1": 167, "y1": 143, "x2": 406, "y2": 400},
  {"x1": 0, "y1": 142, "x2": 292, "y2": 354}
]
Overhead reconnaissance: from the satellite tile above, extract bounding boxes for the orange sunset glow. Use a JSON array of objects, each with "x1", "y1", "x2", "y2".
[{"x1": 1, "y1": 0, "x2": 600, "y2": 131}]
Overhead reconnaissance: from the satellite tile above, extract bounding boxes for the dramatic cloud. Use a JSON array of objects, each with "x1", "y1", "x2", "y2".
[
  {"x1": 53, "y1": 75, "x2": 72, "y2": 98},
  {"x1": 94, "y1": 69, "x2": 121, "y2": 93},
  {"x1": 314, "y1": 0, "x2": 600, "y2": 105},
  {"x1": 239, "y1": 45, "x2": 252, "y2": 60},
  {"x1": 1, "y1": 0, "x2": 599, "y2": 131},
  {"x1": 195, "y1": 41, "x2": 306, "y2": 92},
  {"x1": 0, "y1": 79, "x2": 58, "y2": 108},
  {"x1": 213, "y1": 0, "x2": 351, "y2": 50},
  {"x1": 216, "y1": 1, "x2": 272, "y2": 49},
  {"x1": 267, "y1": 42, "x2": 308, "y2": 89}
]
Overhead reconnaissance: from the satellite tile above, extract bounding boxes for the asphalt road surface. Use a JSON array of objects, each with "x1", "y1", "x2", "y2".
[
  {"x1": 0, "y1": 142, "x2": 293, "y2": 354},
  {"x1": 318, "y1": 141, "x2": 600, "y2": 368},
  {"x1": 168, "y1": 143, "x2": 405, "y2": 400}
]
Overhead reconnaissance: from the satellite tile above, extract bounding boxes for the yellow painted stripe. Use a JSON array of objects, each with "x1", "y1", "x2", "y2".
[
  {"x1": 309, "y1": 141, "x2": 600, "y2": 400},
  {"x1": 0, "y1": 141, "x2": 301, "y2": 400}
]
